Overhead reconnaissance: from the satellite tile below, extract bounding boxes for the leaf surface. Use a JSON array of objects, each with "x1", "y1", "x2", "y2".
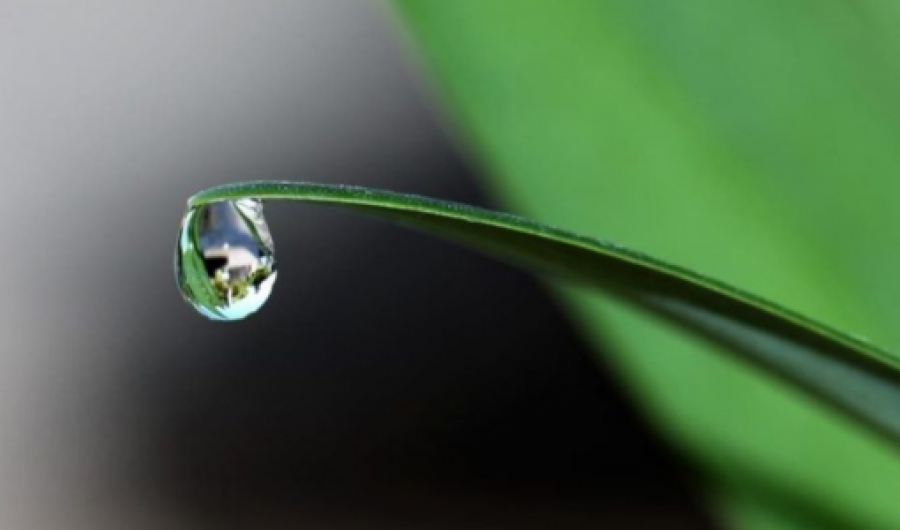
[{"x1": 391, "y1": 2, "x2": 900, "y2": 528}]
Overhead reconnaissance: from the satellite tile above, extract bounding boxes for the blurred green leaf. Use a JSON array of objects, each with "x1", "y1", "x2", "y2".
[{"x1": 391, "y1": 1, "x2": 900, "y2": 528}]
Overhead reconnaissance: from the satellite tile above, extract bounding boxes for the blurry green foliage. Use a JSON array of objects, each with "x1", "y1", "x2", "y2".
[{"x1": 392, "y1": 1, "x2": 900, "y2": 528}]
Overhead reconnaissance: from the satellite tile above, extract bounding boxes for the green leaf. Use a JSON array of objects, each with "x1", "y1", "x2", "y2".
[
  {"x1": 389, "y1": 2, "x2": 900, "y2": 528},
  {"x1": 192, "y1": 181, "x2": 900, "y2": 455}
]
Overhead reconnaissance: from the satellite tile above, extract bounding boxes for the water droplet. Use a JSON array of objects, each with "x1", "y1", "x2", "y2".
[{"x1": 175, "y1": 198, "x2": 277, "y2": 321}]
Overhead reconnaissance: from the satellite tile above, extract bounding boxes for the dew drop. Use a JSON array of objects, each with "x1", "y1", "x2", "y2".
[{"x1": 175, "y1": 198, "x2": 277, "y2": 321}]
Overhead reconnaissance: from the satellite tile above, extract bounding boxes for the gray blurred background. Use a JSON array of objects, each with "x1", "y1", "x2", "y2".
[{"x1": 0, "y1": 2, "x2": 714, "y2": 528}]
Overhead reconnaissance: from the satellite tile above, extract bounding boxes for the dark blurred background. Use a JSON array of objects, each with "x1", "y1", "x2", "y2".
[{"x1": 0, "y1": 1, "x2": 714, "y2": 528}]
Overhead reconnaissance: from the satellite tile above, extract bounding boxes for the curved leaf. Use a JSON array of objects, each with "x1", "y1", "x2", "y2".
[{"x1": 191, "y1": 181, "x2": 900, "y2": 449}]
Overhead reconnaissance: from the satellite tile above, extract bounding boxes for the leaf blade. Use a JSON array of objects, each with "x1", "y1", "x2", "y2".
[{"x1": 191, "y1": 180, "x2": 900, "y2": 448}]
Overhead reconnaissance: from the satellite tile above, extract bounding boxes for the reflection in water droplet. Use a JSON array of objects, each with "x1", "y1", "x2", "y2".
[{"x1": 175, "y1": 198, "x2": 277, "y2": 321}]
